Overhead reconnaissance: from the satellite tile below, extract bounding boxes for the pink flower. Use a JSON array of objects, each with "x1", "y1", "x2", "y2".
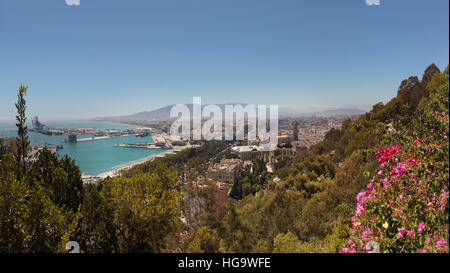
[
  {"x1": 421, "y1": 245, "x2": 427, "y2": 253},
  {"x1": 406, "y1": 158, "x2": 420, "y2": 166},
  {"x1": 407, "y1": 230, "x2": 414, "y2": 238},
  {"x1": 445, "y1": 135, "x2": 448, "y2": 139},
  {"x1": 399, "y1": 195, "x2": 404, "y2": 200},
  {"x1": 341, "y1": 246, "x2": 356, "y2": 253},
  {"x1": 436, "y1": 238, "x2": 448, "y2": 252},
  {"x1": 398, "y1": 227, "x2": 406, "y2": 237},
  {"x1": 390, "y1": 163, "x2": 407, "y2": 177},
  {"x1": 375, "y1": 145, "x2": 402, "y2": 163},
  {"x1": 356, "y1": 204, "x2": 365, "y2": 216},
  {"x1": 361, "y1": 228, "x2": 372, "y2": 240},
  {"x1": 418, "y1": 222, "x2": 425, "y2": 231},
  {"x1": 414, "y1": 138, "x2": 421, "y2": 144}
]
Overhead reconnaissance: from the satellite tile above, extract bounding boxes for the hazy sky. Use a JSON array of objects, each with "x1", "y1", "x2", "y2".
[{"x1": 0, "y1": 0, "x2": 448, "y2": 121}]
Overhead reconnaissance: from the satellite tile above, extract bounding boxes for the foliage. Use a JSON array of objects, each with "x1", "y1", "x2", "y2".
[
  {"x1": 186, "y1": 226, "x2": 221, "y2": 253},
  {"x1": 0, "y1": 154, "x2": 68, "y2": 252},
  {"x1": 15, "y1": 85, "x2": 29, "y2": 174},
  {"x1": 30, "y1": 149, "x2": 84, "y2": 212},
  {"x1": 101, "y1": 165, "x2": 182, "y2": 252},
  {"x1": 426, "y1": 65, "x2": 449, "y2": 94},
  {"x1": 76, "y1": 187, "x2": 119, "y2": 253},
  {"x1": 342, "y1": 82, "x2": 449, "y2": 253},
  {"x1": 230, "y1": 159, "x2": 271, "y2": 200}
]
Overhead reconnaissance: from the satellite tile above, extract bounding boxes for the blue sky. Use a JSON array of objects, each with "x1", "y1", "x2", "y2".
[{"x1": 0, "y1": 0, "x2": 448, "y2": 120}]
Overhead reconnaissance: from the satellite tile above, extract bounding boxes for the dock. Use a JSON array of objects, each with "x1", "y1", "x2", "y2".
[
  {"x1": 113, "y1": 142, "x2": 167, "y2": 149},
  {"x1": 77, "y1": 134, "x2": 132, "y2": 142}
]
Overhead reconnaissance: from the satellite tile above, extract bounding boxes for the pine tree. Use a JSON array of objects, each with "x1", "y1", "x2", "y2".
[{"x1": 15, "y1": 85, "x2": 30, "y2": 174}]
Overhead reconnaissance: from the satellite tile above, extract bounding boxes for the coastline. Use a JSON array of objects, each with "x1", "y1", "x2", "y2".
[
  {"x1": 95, "y1": 149, "x2": 174, "y2": 179},
  {"x1": 85, "y1": 144, "x2": 197, "y2": 183}
]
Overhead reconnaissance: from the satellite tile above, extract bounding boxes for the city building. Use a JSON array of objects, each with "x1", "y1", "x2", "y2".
[
  {"x1": 230, "y1": 145, "x2": 264, "y2": 161},
  {"x1": 207, "y1": 158, "x2": 243, "y2": 184}
]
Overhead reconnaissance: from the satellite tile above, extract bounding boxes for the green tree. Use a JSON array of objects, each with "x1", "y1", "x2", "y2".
[
  {"x1": 0, "y1": 154, "x2": 27, "y2": 252},
  {"x1": 30, "y1": 149, "x2": 84, "y2": 212},
  {"x1": 0, "y1": 138, "x2": 6, "y2": 161},
  {"x1": 186, "y1": 226, "x2": 221, "y2": 253},
  {"x1": 15, "y1": 85, "x2": 30, "y2": 175},
  {"x1": 76, "y1": 188, "x2": 118, "y2": 253},
  {"x1": 273, "y1": 232, "x2": 301, "y2": 253},
  {"x1": 0, "y1": 153, "x2": 67, "y2": 253},
  {"x1": 426, "y1": 65, "x2": 449, "y2": 94},
  {"x1": 102, "y1": 165, "x2": 182, "y2": 252}
]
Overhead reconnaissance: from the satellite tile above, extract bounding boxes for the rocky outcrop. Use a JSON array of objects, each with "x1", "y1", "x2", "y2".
[
  {"x1": 396, "y1": 64, "x2": 441, "y2": 110},
  {"x1": 422, "y1": 63, "x2": 441, "y2": 85},
  {"x1": 399, "y1": 76, "x2": 420, "y2": 92}
]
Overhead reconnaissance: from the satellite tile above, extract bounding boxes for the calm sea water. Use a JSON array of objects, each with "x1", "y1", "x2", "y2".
[{"x1": 0, "y1": 120, "x2": 167, "y2": 175}]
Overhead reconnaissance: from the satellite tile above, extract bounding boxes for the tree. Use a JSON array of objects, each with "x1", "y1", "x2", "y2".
[
  {"x1": 0, "y1": 153, "x2": 67, "y2": 253},
  {"x1": 76, "y1": 188, "x2": 118, "y2": 253},
  {"x1": 273, "y1": 232, "x2": 301, "y2": 253},
  {"x1": 186, "y1": 226, "x2": 221, "y2": 253},
  {"x1": 15, "y1": 85, "x2": 30, "y2": 175},
  {"x1": 427, "y1": 65, "x2": 449, "y2": 94},
  {"x1": 0, "y1": 138, "x2": 6, "y2": 161},
  {"x1": 0, "y1": 154, "x2": 27, "y2": 252},
  {"x1": 102, "y1": 165, "x2": 182, "y2": 252},
  {"x1": 30, "y1": 149, "x2": 84, "y2": 212}
]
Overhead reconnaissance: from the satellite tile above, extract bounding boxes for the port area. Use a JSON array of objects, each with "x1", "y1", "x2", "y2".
[
  {"x1": 78, "y1": 134, "x2": 133, "y2": 142},
  {"x1": 30, "y1": 126, "x2": 154, "y2": 143},
  {"x1": 113, "y1": 142, "x2": 163, "y2": 149},
  {"x1": 113, "y1": 133, "x2": 174, "y2": 149}
]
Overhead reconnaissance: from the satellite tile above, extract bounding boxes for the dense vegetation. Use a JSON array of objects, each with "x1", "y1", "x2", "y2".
[
  {"x1": 0, "y1": 64, "x2": 448, "y2": 253},
  {"x1": 186, "y1": 64, "x2": 449, "y2": 253},
  {"x1": 230, "y1": 159, "x2": 272, "y2": 200},
  {"x1": 343, "y1": 73, "x2": 449, "y2": 253}
]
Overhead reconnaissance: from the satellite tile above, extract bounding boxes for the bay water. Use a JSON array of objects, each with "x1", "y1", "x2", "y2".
[{"x1": 0, "y1": 120, "x2": 168, "y2": 175}]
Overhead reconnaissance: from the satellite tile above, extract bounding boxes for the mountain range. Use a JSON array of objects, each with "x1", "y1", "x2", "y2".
[{"x1": 93, "y1": 104, "x2": 367, "y2": 122}]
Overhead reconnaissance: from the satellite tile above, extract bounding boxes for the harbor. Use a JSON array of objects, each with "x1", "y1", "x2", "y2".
[
  {"x1": 77, "y1": 134, "x2": 134, "y2": 142},
  {"x1": 0, "y1": 119, "x2": 169, "y2": 177},
  {"x1": 2, "y1": 118, "x2": 194, "y2": 182},
  {"x1": 112, "y1": 133, "x2": 173, "y2": 149},
  {"x1": 30, "y1": 116, "x2": 153, "y2": 143}
]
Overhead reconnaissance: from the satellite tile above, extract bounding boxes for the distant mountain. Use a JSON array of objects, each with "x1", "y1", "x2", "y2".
[
  {"x1": 95, "y1": 104, "x2": 176, "y2": 122},
  {"x1": 94, "y1": 103, "x2": 249, "y2": 122},
  {"x1": 279, "y1": 107, "x2": 367, "y2": 117},
  {"x1": 94, "y1": 104, "x2": 366, "y2": 122},
  {"x1": 317, "y1": 108, "x2": 366, "y2": 115}
]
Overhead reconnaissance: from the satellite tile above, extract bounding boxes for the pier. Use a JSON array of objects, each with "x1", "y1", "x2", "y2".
[
  {"x1": 113, "y1": 142, "x2": 167, "y2": 149},
  {"x1": 77, "y1": 134, "x2": 133, "y2": 142},
  {"x1": 113, "y1": 133, "x2": 172, "y2": 149}
]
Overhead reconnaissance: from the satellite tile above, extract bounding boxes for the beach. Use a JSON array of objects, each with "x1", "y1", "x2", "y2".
[{"x1": 85, "y1": 144, "x2": 197, "y2": 182}]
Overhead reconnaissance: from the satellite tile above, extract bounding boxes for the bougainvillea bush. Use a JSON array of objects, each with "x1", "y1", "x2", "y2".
[{"x1": 342, "y1": 85, "x2": 449, "y2": 253}]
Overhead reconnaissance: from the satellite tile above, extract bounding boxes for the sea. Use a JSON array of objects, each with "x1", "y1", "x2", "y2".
[{"x1": 0, "y1": 120, "x2": 168, "y2": 175}]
